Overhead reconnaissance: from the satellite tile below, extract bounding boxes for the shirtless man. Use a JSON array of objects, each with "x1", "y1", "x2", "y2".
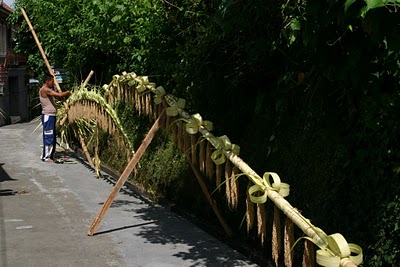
[{"x1": 39, "y1": 73, "x2": 71, "y2": 162}]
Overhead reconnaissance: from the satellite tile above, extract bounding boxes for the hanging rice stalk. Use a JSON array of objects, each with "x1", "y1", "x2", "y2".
[
  {"x1": 177, "y1": 120, "x2": 183, "y2": 151},
  {"x1": 257, "y1": 203, "x2": 267, "y2": 246},
  {"x1": 272, "y1": 205, "x2": 282, "y2": 266},
  {"x1": 183, "y1": 130, "x2": 190, "y2": 158},
  {"x1": 134, "y1": 88, "x2": 139, "y2": 110},
  {"x1": 206, "y1": 142, "x2": 215, "y2": 180},
  {"x1": 148, "y1": 93, "x2": 153, "y2": 117},
  {"x1": 152, "y1": 96, "x2": 157, "y2": 119},
  {"x1": 225, "y1": 159, "x2": 232, "y2": 205},
  {"x1": 199, "y1": 139, "x2": 206, "y2": 174},
  {"x1": 141, "y1": 94, "x2": 145, "y2": 115},
  {"x1": 130, "y1": 85, "x2": 135, "y2": 106},
  {"x1": 123, "y1": 84, "x2": 127, "y2": 103},
  {"x1": 215, "y1": 163, "x2": 222, "y2": 192},
  {"x1": 94, "y1": 126, "x2": 100, "y2": 178},
  {"x1": 145, "y1": 92, "x2": 150, "y2": 116},
  {"x1": 190, "y1": 135, "x2": 197, "y2": 166},
  {"x1": 284, "y1": 216, "x2": 295, "y2": 267},
  {"x1": 229, "y1": 166, "x2": 239, "y2": 210},
  {"x1": 246, "y1": 181, "x2": 255, "y2": 233},
  {"x1": 160, "y1": 102, "x2": 167, "y2": 129},
  {"x1": 172, "y1": 118, "x2": 178, "y2": 144},
  {"x1": 303, "y1": 239, "x2": 315, "y2": 267},
  {"x1": 165, "y1": 112, "x2": 171, "y2": 132}
]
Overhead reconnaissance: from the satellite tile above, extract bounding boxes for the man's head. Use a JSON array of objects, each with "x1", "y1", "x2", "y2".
[{"x1": 44, "y1": 73, "x2": 54, "y2": 88}]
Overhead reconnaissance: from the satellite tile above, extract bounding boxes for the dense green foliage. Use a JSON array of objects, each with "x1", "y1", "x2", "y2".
[{"x1": 10, "y1": 0, "x2": 400, "y2": 264}]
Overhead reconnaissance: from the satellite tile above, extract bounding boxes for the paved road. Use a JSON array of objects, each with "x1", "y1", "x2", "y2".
[{"x1": 0, "y1": 121, "x2": 258, "y2": 267}]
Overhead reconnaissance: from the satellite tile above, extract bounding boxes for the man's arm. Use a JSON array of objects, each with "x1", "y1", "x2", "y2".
[{"x1": 45, "y1": 88, "x2": 71, "y2": 98}]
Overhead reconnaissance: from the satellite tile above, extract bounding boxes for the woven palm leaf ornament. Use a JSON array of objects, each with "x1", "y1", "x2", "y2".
[{"x1": 80, "y1": 71, "x2": 363, "y2": 267}]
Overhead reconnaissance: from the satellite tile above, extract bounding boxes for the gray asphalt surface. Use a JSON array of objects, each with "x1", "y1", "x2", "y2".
[{"x1": 0, "y1": 121, "x2": 259, "y2": 267}]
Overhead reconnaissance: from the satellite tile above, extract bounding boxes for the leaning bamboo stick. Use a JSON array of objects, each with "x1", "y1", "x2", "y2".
[
  {"x1": 81, "y1": 70, "x2": 94, "y2": 89},
  {"x1": 77, "y1": 130, "x2": 94, "y2": 169},
  {"x1": 87, "y1": 109, "x2": 165, "y2": 236},
  {"x1": 187, "y1": 159, "x2": 233, "y2": 237}
]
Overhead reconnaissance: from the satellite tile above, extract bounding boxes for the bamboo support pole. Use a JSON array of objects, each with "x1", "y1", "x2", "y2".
[
  {"x1": 81, "y1": 70, "x2": 94, "y2": 89},
  {"x1": 78, "y1": 130, "x2": 94, "y2": 169},
  {"x1": 94, "y1": 127, "x2": 100, "y2": 177},
  {"x1": 67, "y1": 71, "x2": 96, "y2": 168},
  {"x1": 87, "y1": 109, "x2": 166, "y2": 236},
  {"x1": 187, "y1": 159, "x2": 233, "y2": 237},
  {"x1": 60, "y1": 70, "x2": 94, "y2": 126}
]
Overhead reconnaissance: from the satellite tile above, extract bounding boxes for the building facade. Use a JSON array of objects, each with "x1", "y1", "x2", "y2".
[{"x1": 0, "y1": 1, "x2": 28, "y2": 126}]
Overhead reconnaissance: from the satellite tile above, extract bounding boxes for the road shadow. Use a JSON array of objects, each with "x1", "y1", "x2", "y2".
[
  {"x1": 0, "y1": 162, "x2": 17, "y2": 266},
  {"x1": 90, "y1": 171, "x2": 263, "y2": 266},
  {"x1": 0, "y1": 163, "x2": 17, "y2": 197},
  {"x1": 0, "y1": 163, "x2": 17, "y2": 183},
  {"x1": 57, "y1": 147, "x2": 263, "y2": 266}
]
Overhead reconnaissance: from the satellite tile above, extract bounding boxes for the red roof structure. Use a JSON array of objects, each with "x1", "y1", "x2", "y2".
[{"x1": 1, "y1": 2, "x2": 13, "y2": 13}]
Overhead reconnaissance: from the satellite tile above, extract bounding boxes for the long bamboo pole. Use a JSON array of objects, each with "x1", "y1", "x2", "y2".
[
  {"x1": 20, "y1": 7, "x2": 63, "y2": 94},
  {"x1": 87, "y1": 109, "x2": 166, "y2": 236}
]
